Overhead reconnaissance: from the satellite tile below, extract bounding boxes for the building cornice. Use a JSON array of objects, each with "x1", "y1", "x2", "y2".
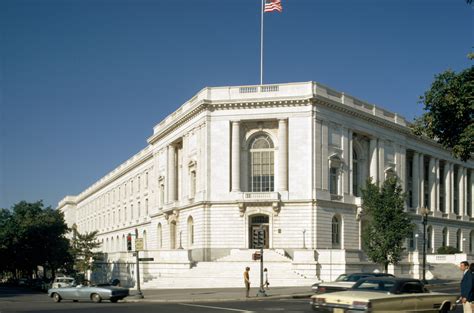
[{"x1": 67, "y1": 147, "x2": 154, "y2": 207}]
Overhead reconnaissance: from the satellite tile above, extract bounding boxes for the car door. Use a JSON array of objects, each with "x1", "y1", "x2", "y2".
[{"x1": 398, "y1": 282, "x2": 428, "y2": 312}]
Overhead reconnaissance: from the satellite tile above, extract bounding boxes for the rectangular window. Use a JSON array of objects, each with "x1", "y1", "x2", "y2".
[
  {"x1": 330, "y1": 167, "x2": 338, "y2": 195},
  {"x1": 190, "y1": 171, "x2": 196, "y2": 198}
]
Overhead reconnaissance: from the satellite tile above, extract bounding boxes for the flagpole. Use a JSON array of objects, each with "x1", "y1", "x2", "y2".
[{"x1": 260, "y1": 0, "x2": 264, "y2": 85}]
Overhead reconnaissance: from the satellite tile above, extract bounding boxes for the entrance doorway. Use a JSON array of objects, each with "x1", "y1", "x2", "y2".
[{"x1": 249, "y1": 215, "x2": 270, "y2": 249}]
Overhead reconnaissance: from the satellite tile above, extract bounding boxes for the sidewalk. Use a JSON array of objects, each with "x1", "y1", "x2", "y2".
[
  {"x1": 125, "y1": 286, "x2": 314, "y2": 303},
  {"x1": 123, "y1": 279, "x2": 458, "y2": 303}
]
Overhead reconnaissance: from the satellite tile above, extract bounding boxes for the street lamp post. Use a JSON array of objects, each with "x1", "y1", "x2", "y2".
[{"x1": 421, "y1": 207, "x2": 429, "y2": 283}]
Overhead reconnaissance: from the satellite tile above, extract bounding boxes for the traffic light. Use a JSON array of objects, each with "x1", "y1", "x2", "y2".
[
  {"x1": 127, "y1": 234, "x2": 132, "y2": 251},
  {"x1": 257, "y1": 230, "x2": 264, "y2": 247},
  {"x1": 252, "y1": 230, "x2": 265, "y2": 248}
]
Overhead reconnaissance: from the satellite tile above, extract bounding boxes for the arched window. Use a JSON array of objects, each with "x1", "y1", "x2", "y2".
[
  {"x1": 116, "y1": 235, "x2": 119, "y2": 252},
  {"x1": 157, "y1": 223, "x2": 163, "y2": 249},
  {"x1": 143, "y1": 230, "x2": 147, "y2": 250},
  {"x1": 442, "y1": 227, "x2": 448, "y2": 247},
  {"x1": 249, "y1": 134, "x2": 274, "y2": 192},
  {"x1": 187, "y1": 216, "x2": 194, "y2": 247},
  {"x1": 329, "y1": 155, "x2": 342, "y2": 196},
  {"x1": 332, "y1": 215, "x2": 341, "y2": 248},
  {"x1": 122, "y1": 234, "x2": 125, "y2": 251},
  {"x1": 456, "y1": 229, "x2": 462, "y2": 252},
  {"x1": 352, "y1": 150, "x2": 359, "y2": 197}
]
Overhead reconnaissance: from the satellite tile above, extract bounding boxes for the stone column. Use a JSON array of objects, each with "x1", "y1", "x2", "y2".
[
  {"x1": 278, "y1": 119, "x2": 288, "y2": 191},
  {"x1": 444, "y1": 162, "x2": 453, "y2": 214},
  {"x1": 369, "y1": 138, "x2": 378, "y2": 183},
  {"x1": 231, "y1": 121, "x2": 241, "y2": 192},
  {"x1": 459, "y1": 166, "x2": 465, "y2": 216},
  {"x1": 348, "y1": 130, "x2": 354, "y2": 195},
  {"x1": 378, "y1": 140, "x2": 385, "y2": 185},
  {"x1": 418, "y1": 153, "x2": 425, "y2": 214},
  {"x1": 398, "y1": 146, "x2": 406, "y2": 192},
  {"x1": 470, "y1": 169, "x2": 474, "y2": 218},
  {"x1": 412, "y1": 152, "x2": 420, "y2": 211},
  {"x1": 168, "y1": 144, "x2": 177, "y2": 202},
  {"x1": 429, "y1": 157, "x2": 436, "y2": 212}
]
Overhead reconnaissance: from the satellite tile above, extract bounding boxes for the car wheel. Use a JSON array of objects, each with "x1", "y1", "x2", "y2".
[
  {"x1": 110, "y1": 298, "x2": 118, "y2": 303},
  {"x1": 52, "y1": 293, "x2": 61, "y2": 303},
  {"x1": 91, "y1": 293, "x2": 102, "y2": 303}
]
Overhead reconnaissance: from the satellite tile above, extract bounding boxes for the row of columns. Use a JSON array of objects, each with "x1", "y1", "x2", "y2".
[
  {"x1": 231, "y1": 119, "x2": 288, "y2": 192},
  {"x1": 411, "y1": 153, "x2": 473, "y2": 217}
]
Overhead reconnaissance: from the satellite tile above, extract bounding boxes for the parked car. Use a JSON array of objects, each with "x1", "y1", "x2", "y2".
[
  {"x1": 48, "y1": 284, "x2": 129, "y2": 303},
  {"x1": 312, "y1": 272, "x2": 395, "y2": 293},
  {"x1": 310, "y1": 277, "x2": 457, "y2": 313},
  {"x1": 51, "y1": 277, "x2": 75, "y2": 289}
]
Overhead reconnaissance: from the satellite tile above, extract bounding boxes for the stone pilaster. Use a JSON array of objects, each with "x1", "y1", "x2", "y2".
[
  {"x1": 231, "y1": 121, "x2": 241, "y2": 192},
  {"x1": 278, "y1": 119, "x2": 288, "y2": 192},
  {"x1": 321, "y1": 121, "x2": 329, "y2": 190},
  {"x1": 470, "y1": 169, "x2": 474, "y2": 218},
  {"x1": 168, "y1": 144, "x2": 177, "y2": 202},
  {"x1": 459, "y1": 166, "x2": 466, "y2": 218}
]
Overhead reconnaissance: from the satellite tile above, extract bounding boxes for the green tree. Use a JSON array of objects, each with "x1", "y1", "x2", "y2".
[
  {"x1": 70, "y1": 229, "x2": 101, "y2": 275},
  {"x1": 361, "y1": 177, "x2": 414, "y2": 273},
  {"x1": 0, "y1": 201, "x2": 72, "y2": 278},
  {"x1": 412, "y1": 64, "x2": 473, "y2": 161}
]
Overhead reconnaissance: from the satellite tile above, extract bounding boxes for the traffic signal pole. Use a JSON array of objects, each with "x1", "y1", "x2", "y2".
[
  {"x1": 135, "y1": 250, "x2": 143, "y2": 299},
  {"x1": 256, "y1": 227, "x2": 267, "y2": 297},
  {"x1": 128, "y1": 232, "x2": 144, "y2": 299}
]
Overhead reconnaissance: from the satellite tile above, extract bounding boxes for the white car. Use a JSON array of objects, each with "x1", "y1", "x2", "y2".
[{"x1": 51, "y1": 277, "x2": 75, "y2": 289}]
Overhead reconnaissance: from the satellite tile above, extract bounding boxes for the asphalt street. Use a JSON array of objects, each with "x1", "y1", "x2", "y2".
[{"x1": 0, "y1": 285, "x2": 462, "y2": 313}]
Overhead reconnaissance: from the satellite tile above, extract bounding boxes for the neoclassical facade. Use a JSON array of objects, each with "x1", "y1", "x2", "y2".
[{"x1": 58, "y1": 82, "x2": 474, "y2": 286}]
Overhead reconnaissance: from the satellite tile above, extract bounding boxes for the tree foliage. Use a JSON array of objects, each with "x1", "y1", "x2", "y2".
[
  {"x1": 412, "y1": 64, "x2": 473, "y2": 161},
  {"x1": 0, "y1": 201, "x2": 72, "y2": 278},
  {"x1": 70, "y1": 228, "x2": 101, "y2": 275},
  {"x1": 361, "y1": 177, "x2": 414, "y2": 272}
]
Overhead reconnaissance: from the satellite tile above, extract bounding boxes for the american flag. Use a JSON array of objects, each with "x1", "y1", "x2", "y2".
[{"x1": 264, "y1": 0, "x2": 282, "y2": 13}]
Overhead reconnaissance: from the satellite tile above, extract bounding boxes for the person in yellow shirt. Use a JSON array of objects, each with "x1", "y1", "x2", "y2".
[{"x1": 244, "y1": 267, "x2": 250, "y2": 298}]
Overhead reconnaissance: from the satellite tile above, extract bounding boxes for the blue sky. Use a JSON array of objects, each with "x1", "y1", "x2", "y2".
[{"x1": 0, "y1": 0, "x2": 472, "y2": 210}]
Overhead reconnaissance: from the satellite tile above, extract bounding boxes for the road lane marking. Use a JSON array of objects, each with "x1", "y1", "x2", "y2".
[{"x1": 179, "y1": 303, "x2": 255, "y2": 312}]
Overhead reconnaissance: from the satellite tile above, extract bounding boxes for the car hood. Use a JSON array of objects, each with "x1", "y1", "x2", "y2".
[{"x1": 312, "y1": 290, "x2": 394, "y2": 303}]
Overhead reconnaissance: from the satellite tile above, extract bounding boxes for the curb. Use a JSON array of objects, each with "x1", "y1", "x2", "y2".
[{"x1": 123, "y1": 293, "x2": 313, "y2": 303}]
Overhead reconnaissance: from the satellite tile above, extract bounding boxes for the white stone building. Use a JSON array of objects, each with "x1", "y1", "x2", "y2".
[{"x1": 58, "y1": 82, "x2": 474, "y2": 288}]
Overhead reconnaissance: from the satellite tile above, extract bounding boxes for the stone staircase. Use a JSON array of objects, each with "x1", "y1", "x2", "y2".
[
  {"x1": 428, "y1": 263, "x2": 461, "y2": 280},
  {"x1": 141, "y1": 249, "x2": 316, "y2": 289}
]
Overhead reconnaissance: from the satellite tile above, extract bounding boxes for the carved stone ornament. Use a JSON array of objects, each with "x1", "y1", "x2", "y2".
[
  {"x1": 272, "y1": 202, "x2": 281, "y2": 215},
  {"x1": 356, "y1": 206, "x2": 363, "y2": 221},
  {"x1": 238, "y1": 203, "x2": 246, "y2": 217}
]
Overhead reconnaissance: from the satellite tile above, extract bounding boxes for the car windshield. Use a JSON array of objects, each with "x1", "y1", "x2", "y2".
[
  {"x1": 338, "y1": 274, "x2": 369, "y2": 282},
  {"x1": 335, "y1": 274, "x2": 348, "y2": 281},
  {"x1": 353, "y1": 279, "x2": 395, "y2": 292}
]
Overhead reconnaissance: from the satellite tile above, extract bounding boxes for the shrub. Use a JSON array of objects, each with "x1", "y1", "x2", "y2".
[{"x1": 436, "y1": 246, "x2": 460, "y2": 254}]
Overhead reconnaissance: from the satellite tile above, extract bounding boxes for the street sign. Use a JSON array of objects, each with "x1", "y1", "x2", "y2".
[
  {"x1": 138, "y1": 257, "x2": 154, "y2": 261},
  {"x1": 135, "y1": 238, "x2": 144, "y2": 251}
]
